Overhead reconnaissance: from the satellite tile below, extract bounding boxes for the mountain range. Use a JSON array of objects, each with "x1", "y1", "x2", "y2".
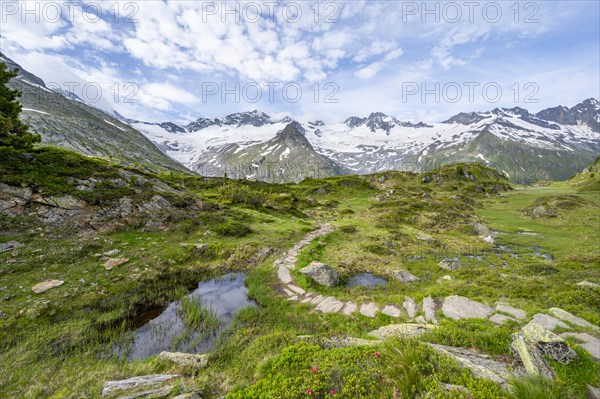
[{"x1": 3, "y1": 53, "x2": 599, "y2": 183}]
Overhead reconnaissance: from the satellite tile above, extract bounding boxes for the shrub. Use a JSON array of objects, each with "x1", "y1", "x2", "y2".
[{"x1": 214, "y1": 220, "x2": 252, "y2": 237}]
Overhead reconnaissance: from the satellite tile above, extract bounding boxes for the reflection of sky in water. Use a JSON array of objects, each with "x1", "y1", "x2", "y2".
[
  {"x1": 346, "y1": 273, "x2": 387, "y2": 288},
  {"x1": 127, "y1": 273, "x2": 254, "y2": 360}
]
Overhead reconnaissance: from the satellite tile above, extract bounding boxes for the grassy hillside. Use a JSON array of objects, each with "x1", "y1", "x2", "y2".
[{"x1": 0, "y1": 150, "x2": 598, "y2": 398}]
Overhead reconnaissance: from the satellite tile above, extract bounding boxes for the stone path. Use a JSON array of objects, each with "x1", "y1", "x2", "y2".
[{"x1": 273, "y1": 224, "x2": 600, "y2": 361}]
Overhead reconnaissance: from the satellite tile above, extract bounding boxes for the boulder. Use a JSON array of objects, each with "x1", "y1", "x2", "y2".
[
  {"x1": 441, "y1": 296, "x2": 493, "y2": 320},
  {"x1": 510, "y1": 332, "x2": 555, "y2": 379},
  {"x1": 158, "y1": 352, "x2": 209, "y2": 368},
  {"x1": 299, "y1": 262, "x2": 339, "y2": 286},
  {"x1": 438, "y1": 258, "x2": 461, "y2": 271},
  {"x1": 473, "y1": 222, "x2": 491, "y2": 236},
  {"x1": 368, "y1": 323, "x2": 436, "y2": 340},
  {"x1": 101, "y1": 374, "x2": 180, "y2": 396},
  {"x1": 0, "y1": 240, "x2": 22, "y2": 253},
  {"x1": 32, "y1": 280, "x2": 64, "y2": 294},
  {"x1": 392, "y1": 270, "x2": 421, "y2": 283}
]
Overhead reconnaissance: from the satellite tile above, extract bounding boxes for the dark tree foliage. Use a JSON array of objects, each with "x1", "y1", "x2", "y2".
[{"x1": 0, "y1": 61, "x2": 40, "y2": 153}]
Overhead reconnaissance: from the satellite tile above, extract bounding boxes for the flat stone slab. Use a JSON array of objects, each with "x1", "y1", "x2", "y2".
[
  {"x1": 495, "y1": 303, "x2": 527, "y2": 320},
  {"x1": 102, "y1": 374, "x2": 180, "y2": 396},
  {"x1": 104, "y1": 258, "x2": 129, "y2": 270},
  {"x1": 341, "y1": 301, "x2": 357, "y2": 315},
  {"x1": 316, "y1": 297, "x2": 344, "y2": 313},
  {"x1": 403, "y1": 297, "x2": 418, "y2": 319},
  {"x1": 277, "y1": 265, "x2": 292, "y2": 284},
  {"x1": 381, "y1": 305, "x2": 402, "y2": 318},
  {"x1": 300, "y1": 295, "x2": 314, "y2": 304},
  {"x1": 368, "y1": 323, "x2": 437, "y2": 340},
  {"x1": 423, "y1": 296, "x2": 437, "y2": 323},
  {"x1": 32, "y1": 280, "x2": 64, "y2": 294},
  {"x1": 527, "y1": 313, "x2": 569, "y2": 331},
  {"x1": 298, "y1": 335, "x2": 380, "y2": 348},
  {"x1": 441, "y1": 295, "x2": 493, "y2": 320},
  {"x1": 427, "y1": 344, "x2": 513, "y2": 385},
  {"x1": 489, "y1": 314, "x2": 518, "y2": 325},
  {"x1": 310, "y1": 295, "x2": 325, "y2": 305},
  {"x1": 157, "y1": 352, "x2": 208, "y2": 368},
  {"x1": 359, "y1": 302, "x2": 379, "y2": 318},
  {"x1": 287, "y1": 284, "x2": 306, "y2": 296},
  {"x1": 549, "y1": 307, "x2": 598, "y2": 330},
  {"x1": 561, "y1": 332, "x2": 600, "y2": 361}
]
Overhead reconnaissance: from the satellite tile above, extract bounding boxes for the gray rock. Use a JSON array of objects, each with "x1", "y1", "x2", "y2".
[
  {"x1": 403, "y1": 297, "x2": 418, "y2": 319},
  {"x1": 427, "y1": 343, "x2": 513, "y2": 385},
  {"x1": 157, "y1": 352, "x2": 209, "y2": 368},
  {"x1": 31, "y1": 280, "x2": 64, "y2": 294},
  {"x1": 438, "y1": 258, "x2": 461, "y2": 271},
  {"x1": 368, "y1": 323, "x2": 436, "y2": 340},
  {"x1": 511, "y1": 332, "x2": 555, "y2": 379},
  {"x1": 299, "y1": 262, "x2": 339, "y2": 286},
  {"x1": 286, "y1": 284, "x2": 306, "y2": 295},
  {"x1": 489, "y1": 314, "x2": 518, "y2": 325},
  {"x1": 560, "y1": 332, "x2": 600, "y2": 361},
  {"x1": 359, "y1": 302, "x2": 379, "y2": 318},
  {"x1": 315, "y1": 297, "x2": 344, "y2": 313},
  {"x1": 277, "y1": 265, "x2": 292, "y2": 284},
  {"x1": 171, "y1": 394, "x2": 200, "y2": 399},
  {"x1": 0, "y1": 240, "x2": 22, "y2": 253},
  {"x1": 416, "y1": 234, "x2": 434, "y2": 241},
  {"x1": 549, "y1": 307, "x2": 598, "y2": 330},
  {"x1": 473, "y1": 222, "x2": 491, "y2": 236},
  {"x1": 298, "y1": 335, "x2": 379, "y2": 349},
  {"x1": 441, "y1": 295, "x2": 493, "y2": 320},
  {"x1": 588, "y1": 385, "x2": 600, "y2": 399},
  {"x1": 392, "y1": 270, "x2": 421, "y2": 283},
  {"x1": 495, "y1": 303, "x2": 527, "y2": 320},
  {"x1": 381, "y1": 305, "x2": 402, "y2": 317},
  {"x1": 423, "y1": 296, "x2": 437, "y2": 323},
  {"x1": 101, "y1": 374, "x2": 179, "y2": 396},
  {"x1": 527, "y1": 313, "x2": 569, "y2": 331},
  {"x1": 341, "y1": 301, "x2": 357, "y2": 315}
]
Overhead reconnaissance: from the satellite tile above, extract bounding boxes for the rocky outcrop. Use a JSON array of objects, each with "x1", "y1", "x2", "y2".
[
  {"x1": 300, "y1": 262, "x2": 339, "y2": 286},
  {"x1": 527, "y1": 313, "x2": 569, "y2": 331},
  {"x1": 549, "y1": 307, "x2": 599, "y2": 330}
]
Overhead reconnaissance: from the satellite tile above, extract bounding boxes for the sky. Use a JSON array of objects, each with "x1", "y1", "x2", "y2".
[{"x1": 1, "y1": 0, "x2": 599, "y2": 124}]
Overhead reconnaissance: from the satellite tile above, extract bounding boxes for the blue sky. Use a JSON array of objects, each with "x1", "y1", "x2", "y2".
[{"x1": 1, "y1": 0, "x2": 599, "y2": 124}]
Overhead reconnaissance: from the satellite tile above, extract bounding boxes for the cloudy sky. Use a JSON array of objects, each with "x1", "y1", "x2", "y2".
[{"x1": 1, "y1": 0, "x2": 599, "y2": 123}]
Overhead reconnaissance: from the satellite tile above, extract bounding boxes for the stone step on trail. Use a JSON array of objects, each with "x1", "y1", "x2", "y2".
[
  {"x1": 101, "y1": 375, "x2": 180, "y2": 396},
  {"x1": 441, "y1": 295, "x2": 493, "y2": 320},
  {"x1": 359, "y1": 302, "x2": 379, "y2": 318},
  {"x1": 277, "y1": 265, "x2": 292, "y2": 284},
  {"x1": 381, "y1": 305, "x2": 402, "y2": 318},
  {"x1": 310, "y1": 295, "x2": 325, "y2": 305},
  {"x1": 423, "y1": 296, "x2": 438, "y2": 323},
  {"x1": 341, "y1": 301, "x2": 358, "y2": 315},
  {"x1": 403, "y1": 297, "x2": 418, "y2": 320},
  {"x1": 489, "y1": 314, "x2": 518, "y2": 325},
  {"x1": 368, "y1": 323, "x2": 436, "y2": 340},
  {"x1": 316, "y1": 297, "x2": 345, "y2": 313},
  {"x1": 495, "y1": 303, "x2": 527, "y2": 320},
  {"x1": 287, "y1": 284, "x2": 306, "y2": 295}
]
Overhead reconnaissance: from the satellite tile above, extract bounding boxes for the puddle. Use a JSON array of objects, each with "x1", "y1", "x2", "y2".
[
  {"x1": 125, "y1": 273, "x2": 255, "y2": 360},
  {"x1": 533, "y1": 247, "x2": 553, "y2": 261},
  {"x1": 346, "y1": 273, "x2": 388, "y2": 288}
]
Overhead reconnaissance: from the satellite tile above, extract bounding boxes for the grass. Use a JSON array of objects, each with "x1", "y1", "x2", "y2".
[{"x1": 1, "y1": 151, "x2": 598, "y2": 398}]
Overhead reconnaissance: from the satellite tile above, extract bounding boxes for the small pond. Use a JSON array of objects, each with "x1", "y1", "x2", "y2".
[
  {"x1": 346, "y1": 273, "x2": 388, "y2": 288},
  {"x1": 125, "y1": 273, "x2": 254, "y2": 360}
]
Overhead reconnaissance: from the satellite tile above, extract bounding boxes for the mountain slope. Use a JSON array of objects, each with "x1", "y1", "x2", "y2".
[
  {"x1": 1, "y1": 53, "x2": 190, "y2": 174},
  {"x1": 192, "y1": 122, "x2": 348, "y2": 182}
]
